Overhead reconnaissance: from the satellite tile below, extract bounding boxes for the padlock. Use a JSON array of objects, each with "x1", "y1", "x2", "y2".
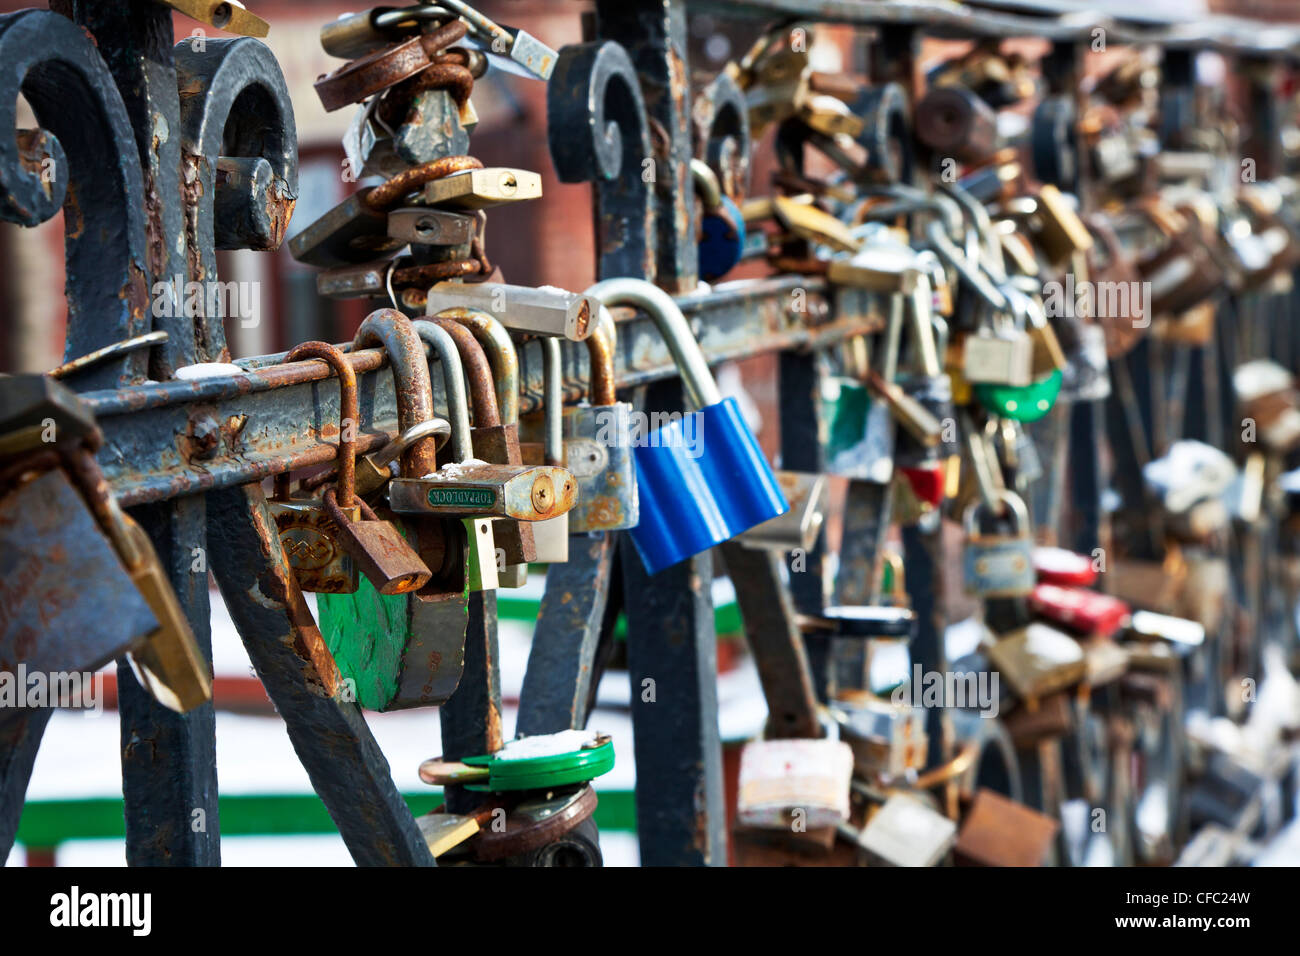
[
  {"x1": 422, "y1": 167, "x2": 542, "y2": 210},
  {"x1": 822, "y1": 548, "x2": 917, "y2": 641},
  {"x1": 275, "y1": 341, "x2": 432, "y2": 596},
  {"x1": 1033, "y1": 546, "x2": 1098, "y2": 587},
  {"x1": 586, "y1": 278, "x2": 788, "y2": 576},
  {"x1": 519, "y1": 337, "x2": 569, "y2": 563},
  {"x1": 1030, "y1": 584, "x2": 1130, "y2": 639},
  {"x1": 914, "y1": 86, "x2": 998, "y2": 165},
  {"x1": 289, "y1": 156, "x2": 483, "y2": 268},
  {"x1": 985, "y1": 622, "x2": 1087, "y2": 700},
  {"x1": 419, "y1": 730, "x2": 615, "y2": 792},
  {"x1": 1031, "y1": 184, "x2": 1093, "y2": 265},
  {"x1": 60, "y1": 446, "x2": 212, "y2": 714},
  {"x1": 561, "y1": 306, "x2": 640, "y2": 533},
  {"x1": 1002, "y1": 689, "x2": 1073, "y2": 745},
  {"x1": 422, "y1": 280, "x2": 597, "y2": 340},
  {"x1": 1133, "y1": 198, "x2": 1225, "y2": 317},
  {"x1": 736, "y1": 738, "x2": 854, "y2": 830},
  {"x1": 693, "y1": 159, "x2": 746, "y2": 282},
  {"x1": 0, "y1": 374, "x2": 98, "y2": 458},
  {"x1": 425, "y1": 309, "x2": 536, "y2": 580},
  {"x1": 855, "y1": 793, "x2": 958, "y2": 867},
  {"x1": 954, "y1": 788, "x2": 1059, "y2": 866},
  {"x1": 314, "y1": 310, "x2": 476, "y2": 710},
  {"x1": 970, "y1": 291, "x2": 1062, "y2": 423},
  {"x1": 770, "y1": 194, "x2": 859, "y2": 253},
  {"x1": 962, "y1": 326, "x2": 1034, "y2": 387},
  {"x1": 832, "y1": 693, "x2": 927, "y2": 781},
  {"x1": 739, "y1": 44, "x2": 809, "y2": 136},
  {"x1": 963, "y1": 490, "x2": 1036, "y2": 598},
  {"x1": 821, "y1": 361, "x2": 894, "y2": 483},
  {"x1": 267, "y1": 343, "x2": 364, "y2": 594},
  {"x1": 737, "y1": 471, "x2": 827, "y2": 552},
  {"x1": 162, "y1": 0, "x2": 267, "y2": 37},
  {"x1": 0, "y1": 455, "x2": 157, "y2": 715}
]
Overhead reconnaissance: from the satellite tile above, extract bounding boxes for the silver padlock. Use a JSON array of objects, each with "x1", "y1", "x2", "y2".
[
  {"x1": 963, "y1": 490, "x2": 1036, "y2": 598},
  {"x1": 563, "y1": 305, "x2": 639, "y2": 533}
]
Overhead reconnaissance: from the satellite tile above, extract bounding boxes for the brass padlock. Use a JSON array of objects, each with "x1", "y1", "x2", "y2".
[
  {"x1": 62, "y1": 446, "x2": 212, "y2": 714},
  {"x1": 985, "y1": 622, "x2": 1086, "y2": 700}
]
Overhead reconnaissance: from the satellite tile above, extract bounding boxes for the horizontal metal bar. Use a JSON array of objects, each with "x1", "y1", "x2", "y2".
[
  {"x1": 81, "y1": 278, "x2": 881, "y2": 505},
  {"x1": 692, "y1": 0, "x2": 1300, "y2": 58}
]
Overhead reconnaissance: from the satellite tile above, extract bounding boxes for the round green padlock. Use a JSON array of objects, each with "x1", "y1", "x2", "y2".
[
  {"x1": 462, "y1": 737, "x2": 616, "y2": 792},
  {"x1": 973, "y1": 369, "x2": 1062, "y2": 423}
]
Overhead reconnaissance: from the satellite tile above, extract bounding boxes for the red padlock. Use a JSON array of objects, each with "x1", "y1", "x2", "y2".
[
  {"x1": 1030, "y1": 583, "x2": 1129, "y2": 638},
  {"x1": 1032, "y1": 546, "x2": 1097, "y2": 587},
  {"x1": 900, "y1": 464, "x2": 945, "y2": 507}
]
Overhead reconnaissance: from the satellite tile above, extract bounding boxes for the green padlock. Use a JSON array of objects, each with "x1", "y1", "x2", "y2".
[
  {"x1": 317, "y1": 311, "x2": 480, "y2": 711},
  {"x1": 418, "y1": 732, "x2": 615, "y2": 792},
  {"x1": 973, "y1": 369, "x2": 1062, "y2": 423}
]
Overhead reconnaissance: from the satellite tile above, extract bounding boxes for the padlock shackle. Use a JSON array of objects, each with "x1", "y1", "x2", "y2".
[
  {"x1": 690, "y1": 158, "x2": 723, "y2": 213},
  {"x1": 963, "y1": 488, "x2": 1029, "y2": 535},
  {"x1": 411, "y1": 320, "x2": 474, "y2": 463},
  {"x1": 433, "y1": 306, "x2": 519, "y2": 425},
  {"x1": 353, "y1": 309, "x2": 439, "y2": 477},
  {"x1": 585, "y1": 305, "x2": 618, "y2": 407},
  {"x1": 426, "y1": 315, "x2": 501, "y2": 428},
  {"x1": 286, "y1": 341, "x2": 358, "y2": 508},
  {"x1": 586, "y1": 278, "x2": 721, "y2": 410},
  {"x1": 541, "y1": 338, "x2": 563, "y2": 466}
]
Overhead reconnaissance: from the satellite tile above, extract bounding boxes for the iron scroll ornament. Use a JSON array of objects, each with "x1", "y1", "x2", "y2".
[
  {"x1": 547, "y1": 40, "x2": 655, "y2": 282},
  {"x1": 174, "y1": 37, "x2": 299, "y2": 364},
  {"x1": 0, "y1": 9, "x2": 152, "y2": 390},
  {"x1": 694, "y1": 69, "x2": 751, "y2": 203}
]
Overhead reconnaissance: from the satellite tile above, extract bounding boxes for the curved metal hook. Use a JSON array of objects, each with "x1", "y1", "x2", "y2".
[
  {"x1": 694, "y1": 70, "x2": 751, "y2": 203},
  {"x1": 547, "y1": 40, "x2": 654, "y2": 280},
  {"x1": 174, "y1": 37, "x2": 299, "y2": 361},
  {"x1": 0, "y1": 10, "x2": 151, "y2": 389}
]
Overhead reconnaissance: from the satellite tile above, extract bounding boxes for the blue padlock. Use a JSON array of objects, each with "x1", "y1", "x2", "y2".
[
  {"x1": 586, "y1": 278, "x2": 788, "y2": 575},
  {"x1": 692, "y1": 159, "x2": 745, "y2": 282}
]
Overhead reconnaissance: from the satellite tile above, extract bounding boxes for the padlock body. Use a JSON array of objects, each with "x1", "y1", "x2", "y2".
[
  {"x1": 269, "y1": 498, "x2": 361, "y2": 594},
  {"x1": 629, "y1": 397, "x2": 788, "y2": 576},
  {"x1": 0, "y1": 468, "x2": 158, "y2": 694},
  {"x1": 698, "y1": 195, "x2": 745, "y2": 282},
  {"x1": 562, "y1": 403, "x2": 640, "y2": 532},
  {"x1": 737, "y1": 470, "x2": 827, "y2": 552},
  {"x1": 389, "y1": 464, "x2": 576, "y2": 521},
  {"x1": 318, "y1": 585, "x2": 468, "y2": 712},
  {"x1": 119, "y1": 518, "x2": 212, "y2": 713},
  {"x1": 963, "y1": 333, "x2": 1034, "y2": 386},
  {"x1": 736, "y1": 738, "x2": 853, "y2": 830},
  {"x1": 964, "y1": 532, "x2": 1036, "y2": 598},
  {"x1": 334, "y1": 517, "x2": 431, "y2": 596},
  {"x1": 821, "y1": 376, "x2": 894, "y2": 482}
]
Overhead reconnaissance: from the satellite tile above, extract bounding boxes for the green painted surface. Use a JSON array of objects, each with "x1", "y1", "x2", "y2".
[
  {"x1": 973, "y1": 369, "x2": 1062, "y2": 423},
  {"x1": 14, "y1": 790, "x2": 637, "y2": 848},
  {"x1": 428, "y1": 487, "x2": 495, "y2": 509}
]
